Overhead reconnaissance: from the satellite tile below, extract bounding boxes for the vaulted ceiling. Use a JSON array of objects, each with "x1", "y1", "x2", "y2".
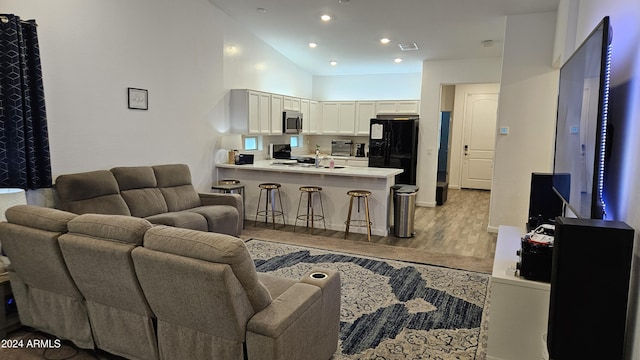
[{"x1": 209, "y1": 0, "x2": 560, "y2": 76}]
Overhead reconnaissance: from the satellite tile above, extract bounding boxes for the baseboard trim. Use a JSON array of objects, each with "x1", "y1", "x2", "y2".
[
  {"x1": 487, "y1": 225, "x2": 499, "y2": 233},
  {"x1": 416, "y1": 201, "x2": 436, "y2": 207}
]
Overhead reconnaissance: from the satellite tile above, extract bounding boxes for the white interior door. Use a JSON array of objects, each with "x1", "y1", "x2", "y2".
[{"x1": 461, "y1": 93, "x2": 499, "y2": 190}]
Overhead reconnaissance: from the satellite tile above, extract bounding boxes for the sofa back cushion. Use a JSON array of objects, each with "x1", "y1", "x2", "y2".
[
  {"x1": 60, "y1": 214, "x2": 154, "y2": 313},
  {"x1": 55, "y1": 170, "x2": 131, "y2": 216},
  {"x1": 111, "y1": 166, "x2": 169, "y2": 218},
  {"x1": 142, "y1": 225, "x2": 272, "y2": 312},
  {"x1": 132, "y1": 246, "x2": 254, "y2": 343},
  {"x1": 59, "y1": 214, "x2": 158, "y2": 359},
  {"x1": 152, "y1": 164, "x2": 201, "y2": 211},
  {"x1": 0, "y1": 205, "x2": 95, "y2": 348},
  {"x1": 0, "y1": 205, "x2": 81, "y2": 298}
]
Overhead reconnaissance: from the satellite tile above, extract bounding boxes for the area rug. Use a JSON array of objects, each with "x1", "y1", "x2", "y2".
[{"x1": 246, "y1": 239, "x2": 491, "y2": 360}]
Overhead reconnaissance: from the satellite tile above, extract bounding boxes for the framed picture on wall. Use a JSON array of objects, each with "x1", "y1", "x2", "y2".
[{"x1": 128, "y1": 88, "x2": 148, "y2": 110}]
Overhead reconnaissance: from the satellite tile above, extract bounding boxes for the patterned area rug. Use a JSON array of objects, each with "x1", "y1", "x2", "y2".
[{"x1": 246, "y1": 239, "x2": 491, "y2": 360}]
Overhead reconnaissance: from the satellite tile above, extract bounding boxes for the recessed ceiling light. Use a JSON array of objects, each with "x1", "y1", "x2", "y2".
[
  {"x1": 338, "y1": 0, "x2": 350, "y2": 4},
  {"x1": 380, "y1": 38, "x2": 391, "y2": 45},
  {"x1": 482, "y1": 40, "x2": 494, "y2": 47},
  {"x1": 321, "y1": 14, "x2": 332, "y2": 22},
  {"x1": 308, "y1": 42, "x2": 318, "y2": 48},
  {"x1": 394, "y1": 58, "x2": 403, "y2": 63},
  {"x1": 256, "y1": 7, "x2": 267, "y2": 14},
  {"x1": 329, "y1": 60, "x2": 338, "y2": 66}
]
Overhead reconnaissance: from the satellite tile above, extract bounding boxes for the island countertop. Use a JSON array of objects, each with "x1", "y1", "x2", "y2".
[
  {"x1": 216, "y1": 160, "x2": 403, "y2": 178},
  {"x1": 216, "y1": 160, "x2": 404, "y2": 236}
]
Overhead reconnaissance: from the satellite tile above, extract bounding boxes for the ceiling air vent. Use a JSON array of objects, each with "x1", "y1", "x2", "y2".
[{"x1": 398, "y1": 42, "x2": 419, "y2": 51}]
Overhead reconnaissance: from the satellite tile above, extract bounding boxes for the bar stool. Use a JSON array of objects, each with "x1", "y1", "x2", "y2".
[
  {"x1": 345, "y1": 190, "x2": 372, "y2": 242},
  {"x1": 294, "y1": 186, "x2": 326, "y2": 234},
  {"x1": 255, "y1": 183, "x2": 285, "y2": 229},
  {"x1": 211, "y1": 179, "x2": 245, "y2": 228}
]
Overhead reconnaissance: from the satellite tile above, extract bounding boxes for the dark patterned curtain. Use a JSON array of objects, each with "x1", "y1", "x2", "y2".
[{"x1": 0, "y1": 14, "x2": 52, "y2": 189}]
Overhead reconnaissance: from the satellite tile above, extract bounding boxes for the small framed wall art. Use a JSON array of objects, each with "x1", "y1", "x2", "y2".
[{"x1": 128, "y1": 87, "x2": 148, "y2": 110}]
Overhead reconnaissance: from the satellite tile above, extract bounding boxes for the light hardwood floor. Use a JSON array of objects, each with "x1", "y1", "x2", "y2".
[{"x1": 243, "y1": 188, "x2": 497, "y2": 266}]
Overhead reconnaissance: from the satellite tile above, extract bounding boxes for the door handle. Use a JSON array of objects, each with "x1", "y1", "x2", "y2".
[{"x1": 464, "y1": 144, "x2": 468, "y2": 156}]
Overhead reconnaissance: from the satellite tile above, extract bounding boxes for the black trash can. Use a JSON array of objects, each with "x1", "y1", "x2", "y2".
[{"x1": 390, "y1": 185, "x2": 419, "y2": 237}]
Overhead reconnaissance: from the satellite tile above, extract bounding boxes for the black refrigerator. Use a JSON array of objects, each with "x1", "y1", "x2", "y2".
[{"x1": 368, "y1": 117, "x2": 419, "y2": 185}]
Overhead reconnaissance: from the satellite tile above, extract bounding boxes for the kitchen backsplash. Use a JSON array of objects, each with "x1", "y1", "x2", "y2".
[{"x1": 248, "y1": 134, "x2": 369, "y2": 161}]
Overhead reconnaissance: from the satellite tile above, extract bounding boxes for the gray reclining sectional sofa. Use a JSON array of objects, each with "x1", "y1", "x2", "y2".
[{"x1": 0, "y1": 205, "x2": 341, "y2": 360}]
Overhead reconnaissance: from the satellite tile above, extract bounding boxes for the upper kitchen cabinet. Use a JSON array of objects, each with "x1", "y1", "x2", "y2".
[
  {"x1": 300, "y1": 98, "x2": 310, "y2": 133},
  {"x1": 322, "y1": 102, "x2": 356, "y2": 135},
  {"x1": 355, "y1": 101, "x2": 376, "y2": 136},
  {"x1": 375, "y1": 100, "x2": 420, "y2": 115},
  {"x1": 271, "y1": 94, "x2": 284, "y2": 134},
  {"x1": 230, "y1": 89, "x2": 271, "y2": 134},
  {"x1": 310, "y1": 100, "x2": 321, "y2": 134},
  {"x1": 231, "y1": 90, "x2": 288, "y2": 135},
  {"x1": 301, "y1": 99, "x2": 321, "y2": 134},
  {"x1": 284, "y1": 96, "x2": 301, "y2": 111}
]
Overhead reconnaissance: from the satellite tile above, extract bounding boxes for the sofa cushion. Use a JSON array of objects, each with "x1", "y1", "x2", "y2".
[
  {"x1": 111, "y1": 166, "x2": 169, "y2": 217},
  {"x1": 143, "y1": 225, "x2": 272, "y2": 312},
  {"x1": 186, "y1": 206, "x2": 239, "y2": 235},
  {"x1": 145, "y1": 212, "x2": 208, "y2": 232},
  {"x1": 0, "y1": 220, "x2": 80, "y2": 299},
  {"x1": 5, "y1": 205, "x2": 77, "y2": 233},
  {"x1": 55, "y1": 170, "x2": 131, "y2": 215},
  {"x1": 60, "y1": 214, "x2": 158, "y2": 359},
  {"x1": 67, "y1": 213, "x2": 153, "y2": 245},
  {"x1": 152, "y1": 164, "x2": 201, "y2": 212}
]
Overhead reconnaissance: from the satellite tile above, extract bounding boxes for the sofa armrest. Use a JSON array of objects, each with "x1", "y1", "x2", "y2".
[
  {"x1": 246, "y1": 269, "x2": 340, "y2": 360},
  {"x1": 199, "y1": 193, "x2": 243, "y2": 233},
  {"x1": 247, "y1": 282, "x2": 321, "y2": 337}
]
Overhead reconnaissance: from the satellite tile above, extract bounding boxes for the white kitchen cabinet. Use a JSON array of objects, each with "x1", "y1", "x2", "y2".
[
  {"x1": 375, "y1": 101, "x2": 398, "y2": 114},
  {"x1": 301, "y1": 99, "x2": 321, "y2": 135},
  {"x1": 309, "y1": 100, "x2": 321, "y2": 134},
  {"x1": 230, "y1": 89, "x2": 271, "y2": 134},
  {"x1": 375, "y1": 100, "x2": 420, "y2": 115},
  {"x1": 271, "y1": 94, "x2": 284, "y2": 134},
  {"x1": 397, "y1": 101, "x2": 420, "y2": 114},
  {"x1": 355, "y1": 101, "x2": 376, "y2": 135},
  {"x1": 338, "y1": 102, "x2": 356, "y2": 134},
  {"x1": 256, "y1": 93, "x2": 271, "y2": 134},
  {"x1": 300, "y1": 98, "x2": 310, "y2": 133},
  {"x1": 231, "y1": 90, "x2": 420, "y2": 135},
  {"x1": 321, "y1": 102, "x2": 339, "y2": 134},
  {"x1": 284, "y1": 96, "x2": 301, "y2": 111},
  {"x1": 322, "y1": 102, "x2": 356, "y2": 134}
]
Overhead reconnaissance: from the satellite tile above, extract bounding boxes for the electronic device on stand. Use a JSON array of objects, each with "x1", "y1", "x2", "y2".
[{"x1": 516, "y1": 224, "x2": 554, "y2": 282}]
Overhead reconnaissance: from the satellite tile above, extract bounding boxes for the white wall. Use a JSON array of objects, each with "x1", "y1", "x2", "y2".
[
  {"x1": 221, "y1": 15, "x2": 312, "y2": 100},
  {"x1": 312, "y1": 73, "x2": 422, "y2": 101},
  {"x1": 419, "y1": 58, "x2": 502, "y2": 206},
  {"x1": 0, "y1": 0, "x2": 311, "y2": 194},
  {"x1": 552, "y1": 0, "x2": 579, "y2": 68},
  {"x1": 487, "y1": 12, "x2": 559, "y2": 230}
]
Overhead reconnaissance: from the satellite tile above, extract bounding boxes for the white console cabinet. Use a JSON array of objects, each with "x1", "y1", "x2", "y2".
[{"x1": 487, "y1": 226, "x2": 550, "y2": 360}]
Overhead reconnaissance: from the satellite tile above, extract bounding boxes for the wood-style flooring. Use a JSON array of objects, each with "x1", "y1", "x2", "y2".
[{"x1": 244, "y1": 188, "x2": 497, "y2": 262}]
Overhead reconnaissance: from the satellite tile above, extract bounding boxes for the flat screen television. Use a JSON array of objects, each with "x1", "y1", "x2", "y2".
[{"x1": 552, "y1": 16, "x2": 612, "y2": 219}]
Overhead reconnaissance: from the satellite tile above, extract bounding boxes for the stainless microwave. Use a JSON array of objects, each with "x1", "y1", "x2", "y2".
[{"x1": 283, "y1": 111, "x2": 303, "y2": 134}]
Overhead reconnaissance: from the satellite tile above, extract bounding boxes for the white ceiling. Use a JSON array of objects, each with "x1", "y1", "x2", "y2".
[{"x1": 209, "y1": 0, "x2": 560, "y2": 76}]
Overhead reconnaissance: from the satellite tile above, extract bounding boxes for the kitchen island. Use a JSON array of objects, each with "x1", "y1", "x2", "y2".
[{"x1": 216, "y1": 160, "x2": 403, "y2": 236}]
